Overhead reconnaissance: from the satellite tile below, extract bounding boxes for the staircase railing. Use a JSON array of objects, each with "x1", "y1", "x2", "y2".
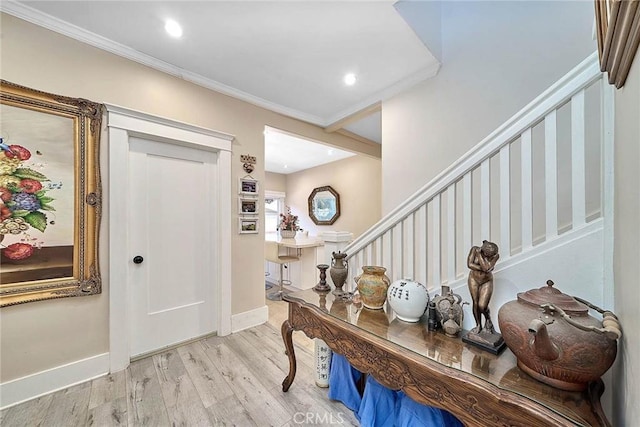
[{"x1": 343, "y1": 53, "x2": 613, "y2": 298}]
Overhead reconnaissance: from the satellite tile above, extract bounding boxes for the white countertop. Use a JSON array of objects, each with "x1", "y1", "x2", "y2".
[{"x1": 265, "y1": 234, "x2": 325, "y2": 249}]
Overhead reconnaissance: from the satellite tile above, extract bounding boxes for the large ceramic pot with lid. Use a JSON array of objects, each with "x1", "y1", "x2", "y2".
[{"x1": 497, "y1": 280, "x2": 622, "y2": 391}]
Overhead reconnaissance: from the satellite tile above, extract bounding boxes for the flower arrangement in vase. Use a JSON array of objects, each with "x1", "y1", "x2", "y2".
[
  {"x1": 0, "y1": 139, "x2": 58, "y2": 260},
  {"x1": 278, "y1": 206, "x2": 299, "y2": 238}
]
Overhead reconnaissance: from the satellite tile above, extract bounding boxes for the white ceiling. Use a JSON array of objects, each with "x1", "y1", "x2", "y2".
[
  {"x1": 3, "y1": 1, "x2": 440, "y2": 172},
  {"x1": 265, "y1": 127, "x2": 355, "y2": 175}
]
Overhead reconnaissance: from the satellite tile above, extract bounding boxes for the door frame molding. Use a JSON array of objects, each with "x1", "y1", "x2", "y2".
[{"x1": 105, "y1": 104, "x2": 234, "y2": 372}]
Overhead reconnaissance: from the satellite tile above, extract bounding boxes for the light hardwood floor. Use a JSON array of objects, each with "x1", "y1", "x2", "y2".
[{"x1": 0, "y1": 293, "x2": 358, "y2": 426}]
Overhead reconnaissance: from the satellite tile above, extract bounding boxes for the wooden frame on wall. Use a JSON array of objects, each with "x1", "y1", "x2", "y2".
[
  {"x1": 308, "y1": 185, "x2": 341, "y2": 225},
  {"x1": 0, "y1": 80, "x2": 102, "y2": 306},
  {"x1": 595, "y1": 0, "x2": 640, "y2": 88}
]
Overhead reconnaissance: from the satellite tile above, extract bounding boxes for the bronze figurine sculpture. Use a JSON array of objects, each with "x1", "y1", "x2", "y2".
[{"x1": 462, "y1": 240, "x2": 506, "y2": 354}]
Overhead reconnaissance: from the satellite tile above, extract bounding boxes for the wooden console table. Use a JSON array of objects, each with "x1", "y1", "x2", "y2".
[{"x1": 281, "y1": 289, "x2": 610, "y2": 427}]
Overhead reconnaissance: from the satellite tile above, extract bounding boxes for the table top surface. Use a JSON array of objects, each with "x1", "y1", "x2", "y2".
[
  {"x1": 286, "y1": 288, "x2": 605, "y2": 427},
  {"x1": 266, "y1": 235, "x2": 325, "y2": 249}
]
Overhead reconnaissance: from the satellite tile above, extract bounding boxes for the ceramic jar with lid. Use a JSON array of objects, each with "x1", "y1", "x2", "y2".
[
  {"x1": 497, "y1": 280, "x2": 622, "y2": 391},
  {"x1": 387, "y1": 278, "x2": 429, "y2": 322}
]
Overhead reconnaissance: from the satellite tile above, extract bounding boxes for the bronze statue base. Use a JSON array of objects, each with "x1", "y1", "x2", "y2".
[{"x1": 462, "y1": 330, "x2": 507, "y2": 355}]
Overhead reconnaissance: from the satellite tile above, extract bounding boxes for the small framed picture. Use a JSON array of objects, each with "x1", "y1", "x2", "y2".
[
  {"x1": 239, "y1": 177, "x2": 258, "y2": 196},
  {"x1": 239, "y1": 198, "x2": 258, "y2": 214},
  {"x1": 239, "y1": 218, "x2": 259, "y2": 234}
]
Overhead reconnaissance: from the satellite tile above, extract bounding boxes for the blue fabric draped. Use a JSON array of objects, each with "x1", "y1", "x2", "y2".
[
  {"x1": 358, "y1": 376, "x2": 398, "y2": 427},
  {"x1": 395, "y1": 391, "x2": 463, "y2": 427},
  {"x1": 328, "y1": 353, "x2": 362, "y2": 413},
  {"x1": 328, "y1": 353, "x2": 464, "y2": 427}
]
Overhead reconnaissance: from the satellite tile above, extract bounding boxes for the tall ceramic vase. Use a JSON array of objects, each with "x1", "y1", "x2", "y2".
[
  {"x1": 329, "y1": 251, "x2": 348, "y2": 296},
  {"x1": 355, "y1": 266, "x2": 391, "y2": 310}
]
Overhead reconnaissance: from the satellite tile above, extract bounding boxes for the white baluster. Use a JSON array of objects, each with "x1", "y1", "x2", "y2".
[
  {"x1": 431, "y1": 195, "x2": 441, "y2": 288},
  {"x1": 350, "y1": 254, "x2": 360, "y2": 292},
  {"x1": 463, "y1": 173, "x2": 472, "y2": 253},
  {"x1": 364, "y1": 243, "x2": 373, "y2": 267},
  {"x1": 571, "y1": 90, "x2": 586, "y2": 229},
  {"x1": 499, "y1": 144, "x2": 511, "y2": 256},
  {"x1": 383, "y1": 230, "x2": 393, "y2": 276},
  {"x1": 521, "y1": 128, "x2": 533, "y2": 249},
  {"x1": 404, "y1": 215, "x2": 415, "y2": 280},
  {"x1": 447, "y1": 185, "x2": 456, "y2": 282},
  {"x1": 357, "y1": 251, "x2": 365, "y2": 274},
  {"x1": 545, "y1": 110, "x2": 558, "y2": 239},
  {"x1": 415, "y1": 204, "x2": 428, "y2": 286},
  {"x1": 480, "y1": 160, "x2": 491, "y2": 240},
  {"x1": 375, "y1": 236, "x2": 383, "y2": 267},
  {"x1": 392, "y1": 222, "x2": 403, "y2": 280}
]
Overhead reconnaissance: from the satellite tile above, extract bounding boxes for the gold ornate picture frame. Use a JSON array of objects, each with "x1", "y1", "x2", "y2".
[
  {"x1": 0, "y1": 80, "x2": 102, "y2": 306},
  {"x1": 595, "y1": 0, "x2": 640, "y2": 88}
]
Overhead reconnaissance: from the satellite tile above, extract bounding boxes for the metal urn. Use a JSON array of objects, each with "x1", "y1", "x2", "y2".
[{"x1": 329, "y1": 251, "x2": 348, "y2": 296}]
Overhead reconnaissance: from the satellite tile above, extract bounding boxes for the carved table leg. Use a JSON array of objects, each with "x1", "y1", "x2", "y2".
[{"x1": 281, "y1": 319, "x2": 297, "y2": 392}]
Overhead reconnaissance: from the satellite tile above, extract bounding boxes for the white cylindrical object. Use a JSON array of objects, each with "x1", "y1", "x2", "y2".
[{"x1": 314, "y1": 338, "x2": 332, "y2": 387}]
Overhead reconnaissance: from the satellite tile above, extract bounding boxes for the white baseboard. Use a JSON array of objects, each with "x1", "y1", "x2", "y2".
[
  {"x1": 231, "y1": 305, "x2": 268, "y2": 333},
  {"x1": 0, "y1": 352, "x2": 109, "y2": 410}
]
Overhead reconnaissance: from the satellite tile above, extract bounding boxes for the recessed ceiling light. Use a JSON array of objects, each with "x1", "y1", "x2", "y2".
[
  {"x1": 327, "y1": 149, "x2": 334, "y2": 155},
  {"x1": 283, "y1": 164, "x2": 288, "y2": 169},
  {"x1": 344, "y1": 73, "x2": 357, "y2": 86},
  {"x1": 165, "y1": 19, "x2": 183, "y2": 38}
]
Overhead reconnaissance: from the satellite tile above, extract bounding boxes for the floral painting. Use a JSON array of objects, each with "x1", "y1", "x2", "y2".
[
  {"x1": 0, "y1": 80, "x2": 102, "y2": 306},
  {"x1": 0, "y1": 105, "x2": 74, "y2": 283}
]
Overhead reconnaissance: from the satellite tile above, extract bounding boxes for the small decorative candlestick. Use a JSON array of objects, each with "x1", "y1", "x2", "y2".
[{"x1": 314, "y1": 264, "x2": 331, "y2": 293}]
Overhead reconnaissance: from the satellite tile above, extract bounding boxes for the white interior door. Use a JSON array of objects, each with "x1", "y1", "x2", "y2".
[{"x1": 128, "y1": 137, "x2": 217, "y2": 357}]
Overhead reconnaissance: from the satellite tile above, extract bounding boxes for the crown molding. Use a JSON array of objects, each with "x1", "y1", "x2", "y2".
[
  {"x1": 1, "y1": 1, "x2": 181, "y2": 76},
  {"x1": 0, "y1": 1, "x2": 325, "y2": 125},
  {"x1": 1, "y1": 0, "x2": 441, "y2": 130}
]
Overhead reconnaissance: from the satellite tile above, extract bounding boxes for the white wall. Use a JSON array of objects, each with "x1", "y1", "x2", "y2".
[
  {"x1": 612, "y1": 48, "x2": 640, "y2": 426},
  {"x1": 382, "y1": 1, "x2": 596, "y2": 214}
]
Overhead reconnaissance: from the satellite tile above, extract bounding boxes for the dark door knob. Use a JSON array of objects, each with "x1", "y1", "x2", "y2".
[{"x1": 133, "y1": 256, "x2": 144, "y2": 264}]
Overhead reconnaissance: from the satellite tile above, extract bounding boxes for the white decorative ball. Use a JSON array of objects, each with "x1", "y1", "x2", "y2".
[{"x1": 387, "y1": 279, "x2": 430, "y2": 322}]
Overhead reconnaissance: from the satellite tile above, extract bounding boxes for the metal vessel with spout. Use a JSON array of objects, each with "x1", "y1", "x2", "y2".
[{"x1": 497, "y1": 280, "x2": 621, "y2": 391}]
